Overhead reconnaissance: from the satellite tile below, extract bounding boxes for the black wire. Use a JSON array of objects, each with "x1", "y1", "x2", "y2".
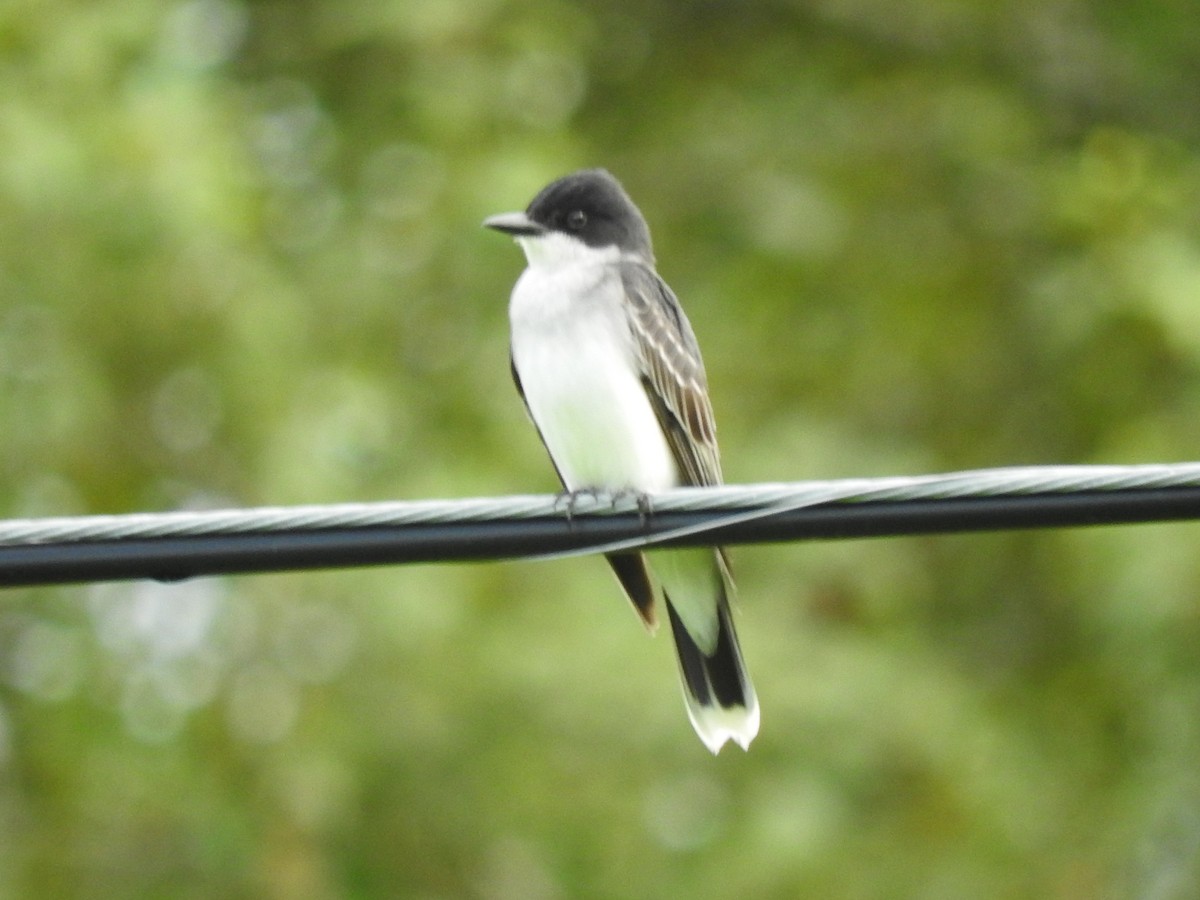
[{"x1": 4, "y1": 486, "x2": 1200, "y2": 588}]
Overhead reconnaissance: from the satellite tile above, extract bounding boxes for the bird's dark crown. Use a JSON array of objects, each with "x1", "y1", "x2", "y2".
[{"x1": 525, "y1": 169, "x2": 654, "y2": 260}]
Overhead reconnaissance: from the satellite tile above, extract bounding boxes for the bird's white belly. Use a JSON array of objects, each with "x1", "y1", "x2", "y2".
[{"x1": 510, "y1": 268, "x2": 679, "y2": 492}]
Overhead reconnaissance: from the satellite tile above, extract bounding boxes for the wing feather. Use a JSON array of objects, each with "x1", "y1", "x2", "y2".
[{"x1": 619, "y1": 263, "x2": 722, "y2": 488}]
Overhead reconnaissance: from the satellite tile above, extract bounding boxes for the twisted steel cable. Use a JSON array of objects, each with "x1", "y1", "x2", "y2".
[{"x1": 3, "y1": 462, "x2": 1200, "y2": 587}]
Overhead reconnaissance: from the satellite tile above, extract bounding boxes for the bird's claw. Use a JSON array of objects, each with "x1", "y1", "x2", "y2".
[
  {"x1": 605, "y1": 488, "x2": 654, "y2": 527},
  {"x1": 554, "y1": 487, "x2": 605, "y2": 524},
  {"x1": 554, "y1": 488, "x2": 653, "y2": 528}
]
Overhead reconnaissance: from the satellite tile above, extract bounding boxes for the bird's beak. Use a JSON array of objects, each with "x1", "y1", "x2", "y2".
[{"x1": 483, "y1": 211, "x2": 546, "y2": 237}]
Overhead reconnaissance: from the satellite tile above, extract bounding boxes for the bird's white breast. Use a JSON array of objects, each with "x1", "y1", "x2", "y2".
[{"x1": 508, "y1": 246, "x2": 679, "y2": 493}]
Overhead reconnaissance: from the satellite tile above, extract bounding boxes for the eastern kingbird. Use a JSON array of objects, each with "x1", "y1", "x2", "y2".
[{"x1": 484, "y1": 169, "x2": 758, "y2": 752}]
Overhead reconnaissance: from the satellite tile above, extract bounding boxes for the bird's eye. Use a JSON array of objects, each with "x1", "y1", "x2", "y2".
[{"x1": 566, "y1": 210, "x2": 588, "y2": 230}]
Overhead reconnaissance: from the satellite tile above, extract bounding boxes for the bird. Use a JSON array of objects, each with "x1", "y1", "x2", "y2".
[{"x1": 483, "y1": 168, "x2": 758, "y2": 752}]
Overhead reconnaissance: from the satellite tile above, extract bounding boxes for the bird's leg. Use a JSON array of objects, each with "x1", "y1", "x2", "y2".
[
  {"x1": 635, "y1": 491, "x2": 653, "y2": 526},
  {"x1": 553, "y1": 487, "x2": 606, "y2": 525},
  {"x1": 554, "y1": 487, "x2": 653, "y2": 529},
  {"x1": 606, "y1": 488, "x2": 654, "y2": 527}
]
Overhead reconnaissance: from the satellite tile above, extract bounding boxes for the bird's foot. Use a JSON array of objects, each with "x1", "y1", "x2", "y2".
[
  {"x1": 605, "y1": 488, "x2": 653, "y2": 526},
  {"x1": 553, "y1": 488, "x2": 653, "y2": 527},
  {"x1": 554, "y1": 487, "x2": 606, "y2": 523}
]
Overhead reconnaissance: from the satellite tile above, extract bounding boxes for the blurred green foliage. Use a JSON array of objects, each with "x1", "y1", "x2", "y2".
[{"x1": 2, "y1": 0, "x2": 1200, "y2": 896}]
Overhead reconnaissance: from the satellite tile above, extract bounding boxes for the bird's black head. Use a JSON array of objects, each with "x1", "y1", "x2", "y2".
[{"x1": 524, "y1": 169, "x2": 654, "y2": 261}]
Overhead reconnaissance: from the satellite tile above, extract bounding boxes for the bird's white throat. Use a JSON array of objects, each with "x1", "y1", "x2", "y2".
[{"x1": 515, "y1": 231, "x2": 630, "y2": 271}]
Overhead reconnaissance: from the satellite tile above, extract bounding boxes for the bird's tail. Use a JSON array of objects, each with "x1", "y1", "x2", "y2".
[{"x1": 665, "y1": 587, "x2": 758, "y2": 753}]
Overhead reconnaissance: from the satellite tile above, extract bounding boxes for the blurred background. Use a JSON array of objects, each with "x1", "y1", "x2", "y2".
[{"x1": 2, "y1": 0, "x2": 1200, "y2": 896}]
